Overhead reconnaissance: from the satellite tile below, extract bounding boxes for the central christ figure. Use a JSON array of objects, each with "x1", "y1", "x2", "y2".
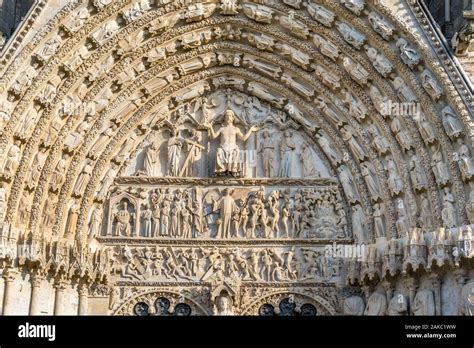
[{"x1": 204, "y1": 109, "x2": 259, "y2": 176}]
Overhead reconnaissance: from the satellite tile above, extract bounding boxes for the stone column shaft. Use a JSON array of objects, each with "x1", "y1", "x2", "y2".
[
  {"x1": 2, "y1": 270, "x2": 16, "y2": 315},
  {"x1": 54, "y1": 281, "x2": 68, "y2": 315},
  {"x1": 29, "y1": 273, "x2": 44, "y2": 315},
  {"x1": 78, "y1": 283, "x2": 89, "y2": 316},
  {"x1": 430, "y1": 275, "x2": 442, "y2": 316}
]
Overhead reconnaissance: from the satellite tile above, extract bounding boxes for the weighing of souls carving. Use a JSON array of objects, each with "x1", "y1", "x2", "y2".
[{"x1": 0, "y1": 0, "x2": 472, "y2": 317}]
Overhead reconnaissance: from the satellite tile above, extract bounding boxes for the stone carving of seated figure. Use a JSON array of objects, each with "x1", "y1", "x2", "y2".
[
  {"x1": 114, "y1": 202, "x2": 134, "y2": 236},
  {"x1": 204, "y1": 109, "x2": 258, "y2": 176}
]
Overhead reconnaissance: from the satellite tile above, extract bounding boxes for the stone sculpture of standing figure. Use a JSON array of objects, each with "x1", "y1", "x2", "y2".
[
  {"x1": 279, "y1": 130, "x2": 296, "y2": 178},
  {"x1": 144, "y1": 142, "x2": 158, "y2": 176},
  {"x1": 258, "y1": 130, "x2": 275, "y2": 177},
  {"x1": 300, "y1": 142, "x2": 320, "y2": 178},
  {"x1": 167, "y1": 129, "x2": 183, "y2": 177},
  {"x1": 217, "y1": 188, "x2": 237, "y2": 239},
  {"x1": 141, "y1": 204, "x2": 152, "y2": 237}
]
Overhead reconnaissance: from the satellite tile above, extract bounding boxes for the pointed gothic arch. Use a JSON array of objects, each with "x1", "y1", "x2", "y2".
[{"x1": 0, "y1": 0, "x2": 473, "y2": 316}]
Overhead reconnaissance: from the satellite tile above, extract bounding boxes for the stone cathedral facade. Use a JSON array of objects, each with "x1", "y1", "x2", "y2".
[{"x1": 0, "y1": 0, "x2": 473, "y2": 316}]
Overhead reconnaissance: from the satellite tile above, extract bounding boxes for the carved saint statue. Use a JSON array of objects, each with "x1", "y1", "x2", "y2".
[
  {"x1": 217, "y1": 188, "x2": 237, "y2": 239},
  {"x1": 143, "y1": 142, "x2": 158, "y2": 176},
  {"x1": 220, "y1": 0, "x2": 239, "y2": 15},
  {"x1": 441, "y1": 187, "x2": 456, "y2": 228},
  {"x1": 431, "y1": 145, "x2": 450, "y2": 186},
  {"x1": 387, "y1": 294, "x2": 407, "y2": 316},
  {"x1": 114, "y1": 201, "x2": 133, "y2": 236},
  {"x1": 0, "y1": 95, "x2": 13, "y2": 130},
  {"x1": 441, "y1": 106, "x2": 463, "y2": 139},
  {"x1": 460, "y1": 281, "x2": 474, "y2": 316},
  {"x1": 336, "y1": 21, "x2": 365, "y2": 49},
  {"x1": 42, "y1": 196, "x2": 56, "y2": 231},
  {"x1": 364, "y1": 292, "x2": 388, "y2": 316},
  {"x1": 88, "y1": 125, "x2": 117, "y2": 159},
  {"x1": 182, "y1": 129, "x2": 204, "y2": 177},
  {"x1": 421, "y1": 69, "x2": 443, "y2": 100},
  {"x1": 360, "y1": 162, "x2": 380, "y2": 201},
  {"x1": 341, "y1": 126, "x2": 367, "y2": 161},
  {"x1": 456, "y1": 138, "x2": 474, "y2": 180},
  {"x1": 300, "y1": 142, "x2": 320, "y2": 178},
  {"x1": 408, "y1": 151, "x2": 428, "y2": 191},
  {"x1": 141, "y1": 204, "x2": 152, "y2": 238},
  {"x1": 343, "y1": 296, "x2": 364, "y2": 316},
  {"x1": 396, "y1": 38, "x2": 421, "y2": 69},
  {"x1": 373, "y1": 203, "x2": 386, "y2": 238},
  {"x1": 279, "y1": 130, "x2": 296, "y2": 178},
  {"x1": 73, "y1": 159, "x2": 93, "y2": 197},
  {"x1": 2, "y1": 140, "x2": 21, "y2": 178},
  {"x1": 352, "y1": 204, "x2": 368, "y2": 242},
  {"x1": 26, "y1": 147, "x2": 47, "y2": 190},
  {"x1": 466, "y1": 191, "x2": 474, "y2": 224},
  {"x1": 50, "y1": 154, "x2": 69, "y2": 192},
  {"x1": 419, "y1": 194, "x2": 433, "y2": 230},
  {"x1": 412, "y1": 289, "x2": 435, "y2": 315},
  {"x1": 36, "y1": 35, "x2": 62, "y2": 62},
  {"x1": 316, "y1": 132, "x2": 342, "y2": 165},
  {"x1": 205, "y1": 109, "x2": 258, "y2": 176},
  {"x1": 97, "y1": 166, "x2": 117, "y2": 201},
  {"x1": 385, "y1": 157, "x2": 403, "y2": 196},
  {"x1": 368, "y1": 12, "x2": 394, "y2": 40},
  {"x1": 258, "y1": 130, "x2": 275, "y2": 177},
  {"x1": 88, "y1": 205, "x2": 103, "y2": 239},
  {"x1": 65, "y1": 200, "x2": 80, "y2": 235},
  {"x1": 0, "y1": 183, "x2": 6, "y2": 223},
  {"x1": 167, "y1": 129, "x2": 183, "y2": 177},
  {"x1": 395, "y1": 198, "x2": 409, "y2": 237},
  {"x1": 338, "y1": 165, "x2": 359, "y2": 204}
]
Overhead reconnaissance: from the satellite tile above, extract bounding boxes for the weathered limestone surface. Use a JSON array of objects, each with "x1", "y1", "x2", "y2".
[{"x1": 0, "y1": 0, "x2": 473, "y2": 316}]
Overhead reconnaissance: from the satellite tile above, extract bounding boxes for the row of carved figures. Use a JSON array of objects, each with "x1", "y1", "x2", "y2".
[
  {"x1": 2, "y1": 180, "x2": 470, "y2": 246},
  {"x1": 0, "y1": 0, "x2": 469, "y2": 182},
  {"x1": 106, "y1": 187, "x2": 347, "y2": 239},
  {"x1": 343, "y1": 279, "x2": 474, "y2": 316},
  {"x1": 111, "y1": 245, "x2": 341, "y2": 283},
  {"x1": 140, "y1": 109, "x2": 321, "y2": 179},
  {"x1": 346, "y1": 225, "x2": 474, "y2": 283}
]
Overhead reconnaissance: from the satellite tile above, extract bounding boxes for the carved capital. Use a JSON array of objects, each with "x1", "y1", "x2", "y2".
[
  {"x1": 78, "y1": 282, "x2": 90, "y2": 297},
  {"x1": 30, "y1": 272, "x2": 45, "y2": 288},
  {"x1": 2, "y1": 267, "x2": 18, "y2": 282},
  {"x1": 53, "y1": 277, "x2": 69, "y2": 291}
]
